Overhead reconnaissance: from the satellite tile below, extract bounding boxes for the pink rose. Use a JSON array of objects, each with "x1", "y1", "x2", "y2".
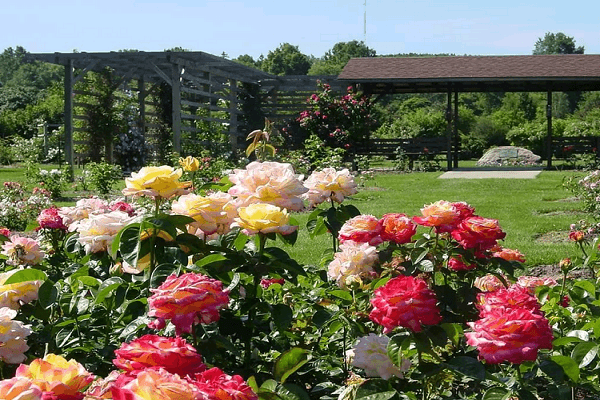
[
  {"x1": 451, "y1": 216, "x2": 506, "y2": 250},
  {"x1": 192, "y1": 367, "x2": 258, "y2": 400},
  {"x1": 338, "y1": 215, "x2": 383, "y2": 246},
  {"x1": 37, "y1": 207, "x2": 68, "y2": 231},
  {"x1": 148, "y1": 273, "x2": 229, "y2": 336},
  {"x1": 413, "y1": 200, "x2": 461, "y2": 232},
  {"x1": 369, "y1": 275, "x2": 442, "y2": 333},
  {"x1": 465, "y1": 306, "x2": 553, "y2": 364},
  {"x1": 114, "y1": 334, "x2": 206, "y2": 376},
  {"x1": 378, "y1": 213, "x2": 416, "y2": 244}
]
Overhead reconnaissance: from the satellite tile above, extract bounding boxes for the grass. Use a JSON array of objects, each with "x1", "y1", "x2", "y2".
[
  {"x1": 284, "y1": 170, "x2": 588, "y2": 268},
  {"x1": 0, "y1": 164, "x2": 590, "y2": 269}
]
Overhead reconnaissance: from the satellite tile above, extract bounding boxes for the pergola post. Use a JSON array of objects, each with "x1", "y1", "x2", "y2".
[
  {"x1": 453, "y1": 90, "x2": 459, "y2": 169},
  {"x1": 63, "y1": 59, "x2": 74, "y2": 174},
  {"x1": 445, "y1": 86, "x2": 453, "y2": 171},
  {"x1": 228, "y1": 78, "x2": 239, "y2": 150},
  {"x1": 546, "y1": 89, "x2": 553, "y2": 169},
  {"x1": 138, "y1": 76, "x2": 146, "y2": 160},
  {"x1": 171, "y1": 64, "x2": 182, "y2": 154}
]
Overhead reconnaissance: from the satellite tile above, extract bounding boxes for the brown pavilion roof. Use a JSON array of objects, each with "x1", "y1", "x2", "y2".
[{"x1": 338, "y1": 54, "x2": 600, "y2": 94}]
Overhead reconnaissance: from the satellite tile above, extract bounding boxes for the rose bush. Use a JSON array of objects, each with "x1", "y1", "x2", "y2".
[{"x1": 1, "y1": 160, "x2": 600, "y2": 400}]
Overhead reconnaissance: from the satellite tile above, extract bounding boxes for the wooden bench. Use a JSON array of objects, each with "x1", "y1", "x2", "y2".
[
  {"x1": 551, "y1": 136, "x2": 600, "y2": 159},
  {"x1": 352, "y1": 137, "x2": 450, "y2": 169}
]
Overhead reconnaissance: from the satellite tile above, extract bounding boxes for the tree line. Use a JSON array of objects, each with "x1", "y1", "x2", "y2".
[{"x1": 0, "y1": 31, "x2": 596, "y2": 163}]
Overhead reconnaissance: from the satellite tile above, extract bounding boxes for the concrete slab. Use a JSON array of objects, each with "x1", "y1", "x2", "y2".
[{"x1": 439, "y1": 168, "x2": 543, "y2": 179}]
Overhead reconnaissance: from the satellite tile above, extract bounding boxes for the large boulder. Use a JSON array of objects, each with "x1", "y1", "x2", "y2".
[{"x1": 477, "y1": 146, "x2": 541, "y2": 166}]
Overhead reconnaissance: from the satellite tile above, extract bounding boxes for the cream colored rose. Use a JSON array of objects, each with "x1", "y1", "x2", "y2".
[
  {"x1": 233, "y1": 203, "x2": 297, "y2": 236},
  {"x1": 75, "y1": 210, "x2": 133, "y2": 254},
  {"x1": 228, "y1": 161, "x2": 307, "y2": 211},
  {"x1": 171, "y1": 192, "x2": 237, "y2": 238},
  {"x1": 0, "y1": 269, "x2": 42, "y2": 310},
  {"x1": 1, "y1": 236, "x2": 45, "y2": 266},
  {"x1": 0, "y1": 307, "x2": 32, "y2": 364},
  {"x1": 303, "y1": 167, "x2": 358, "y2": 207},
  {"x1": 122, "y1": 166, "x2": 191, "y2": 199},
  {"x1": 328, "y1": 241, "x2": 378, "y2": 288}
]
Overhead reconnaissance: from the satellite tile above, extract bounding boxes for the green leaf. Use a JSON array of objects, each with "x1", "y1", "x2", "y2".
[
  {"x1": 272, "y1": 304, "x2": 293, "y2": 331},
  {"x1": 115, "y1": 224, "x2": 142, "y2": 265},
  {"x1": 119, "y1": 316, "x2": 151, "y2": 340},
  {"x1": 516, "y1": 389, "x2": 538, "y2": 400},
  {"x1": 329, "y1": 290, "x2": 353, "y2": 301},
  {"x1": 355, "y1": 379, "x2": 397, "y2": 400},
  {"x1": 37, "y1": 280, "x2": 58, "y2": 309},
  {"x1": 571, "y1": 342, "x2": 598, "y2": 368},
  {"x1": 312, "y1": 308, "x2": 334, "y2": 328},
  {"x1": 277, "y1": 383, "x2": 310, "y2": 400},
  {"x1": 574, "y1": 280, "x2": 597, "y2": 297},
  {"x1": 3, "y1": 269, "x2": 47, "y2": 285},
  {"x1": 553, "y1": 336, "x2": 583, "y2": 347},
  {"x1": 94, "y1": 277, "x2": 124, "y2": 305},
  {"x1": 194, "y1": 254, "x2": 229, "y2": 268},
  {"x1": 441, "y1": 323, "x2": 463, "y2": 347},
  {"x1": 539, "y1": 359, "x2": 565, "y2": 383},
  {"x1": 482, "y1": 387, "x2": 510, "y2": 400},
  {"x1": 387, "y1": 333, "x2": 410, "y2": 369},
  {"x1": 247, "y1": 376, "x2": 259, "y2": 393},
  {"x1": 273, "y1": 348, "x2": 310, "y2": 384},
  {"x1": 551, "y1": 355, "x2": 580, "y2": 383},
  {"x1": 246, "y1": 142, "x2": 258, "y2": 157},
  {"x1": 445, "y1": 356, "x2": 486, "y2": 381},
  {"x1": 111, "y1": 222, "x2": 140, "y2": 258}
]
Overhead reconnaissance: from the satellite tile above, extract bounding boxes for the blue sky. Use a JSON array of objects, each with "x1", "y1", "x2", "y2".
[{"x1": 3, "y1": 0, "x2": 599, "y2": 59}]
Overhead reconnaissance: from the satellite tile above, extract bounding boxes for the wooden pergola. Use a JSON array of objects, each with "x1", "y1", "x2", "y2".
[
  {"x1": 25, "y1": 51, "x2": 274, "y2": 165},
  {"x1": 338, "y1": 54, "x2": 600, "y2": 169}
]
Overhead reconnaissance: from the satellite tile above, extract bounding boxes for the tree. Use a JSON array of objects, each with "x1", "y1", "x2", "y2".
[
  {"x1": 233, "y1": 54, "x2": 261, "y2": 69},
  {"x1": 261, "y1": 43, "x2": 311, "y2": 76},
  {"x1": 0, "y1": 46, "x2": 27, "y2": 86},
  {"x1": 533, "y1": 32, "x2": 584, "y2": 55},
  {"x1": 308, "y1": 40, "x2": 376, "y2": 75}
]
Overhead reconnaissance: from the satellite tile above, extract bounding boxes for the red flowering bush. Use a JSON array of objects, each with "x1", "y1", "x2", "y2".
[
  {"x1": 295, "y1": 82, "x2": 377, "y2": 151},
  {"x1": 369, "y1": 275, "x2": 442, "y2": 333},
  {"x1": 113, "y1": 334, "x2": 206, "y2": 376},
  {"x1": 147, "y1": 273, "x2": 229, "y2": 336}
]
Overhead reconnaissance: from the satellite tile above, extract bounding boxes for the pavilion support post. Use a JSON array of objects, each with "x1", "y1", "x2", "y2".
[
  {"x1": 63, "y1": 59, "x2": 74, "y2": 177},
  {"x1": 138, "y1": 76, "x2": 146, "y2": 166},
  {"x1": 445, "y1": 86, "x2": 453, "y2": 171},
  {"x1": 546, "y1": 89, "x2": 553, "y2": 169},
  {"x1": 228, "y1": 79, "x2": 239, "y2": 151},
  {"x1": 171, "y1": 64, "x2": 182, "y2": 154},
  {"x1": 453, "y1": 90, "x2": 459, "y2": 169}
]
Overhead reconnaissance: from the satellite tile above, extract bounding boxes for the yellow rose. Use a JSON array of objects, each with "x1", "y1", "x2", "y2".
[
  {"x1": 15, "y1": 354, "x2": 95, "y2": 396},
  {"x1": 122, "y1": 166, "x2": 191, "y2": 199},
  {"x1": 179, "y1": 156, "x2": 200, "y2": 172},
  {"x1": 234, "y1": 203, "x2": 297, "y2": 235}
]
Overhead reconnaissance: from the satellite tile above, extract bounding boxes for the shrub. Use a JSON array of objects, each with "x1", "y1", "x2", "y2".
[
  {"x1": 84, "y1": 162, "x2": 123, "y2": 197},
  {"x1": 0, "y1": 139, "x2": 14, "y2": 165}
]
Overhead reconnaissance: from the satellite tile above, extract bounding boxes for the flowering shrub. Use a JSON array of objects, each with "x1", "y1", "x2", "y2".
[
  {"x1": 1, "y1": 162, "x2": 600, "y2": 400},
  {"x1": 295, "y1": 82, "x2": 378, "y2": 153},
  {"x1": 0, "y1": 182, "x2": 52, "y2": 230}
]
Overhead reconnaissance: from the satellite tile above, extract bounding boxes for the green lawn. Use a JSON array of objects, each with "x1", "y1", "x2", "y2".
[
  {"x1": 0, "y1": 164, "x2": 589, "y2": 269},
  {"x1": 284, "y1": 170, "x2": 587, "y2": 269}
]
